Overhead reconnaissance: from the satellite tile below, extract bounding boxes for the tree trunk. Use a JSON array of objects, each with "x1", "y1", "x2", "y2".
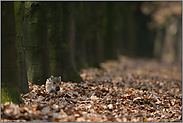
[
  {"x1": 49, "y1": 2, "x2": 83, "y2": 82},
  {"x1": 103, "y1": 2, "x2": 117, "y2": 60},
  {"x1": 94, "y1": 2, "x2": 105, "y2": 67},
  {"x1": 24, "y1": 2, "x2": 51, "y2": 85},
  {"x1": 75, "y1": 2, "x2": 87, "y2": 70},
  {"x1": 174, "y1": 18, "x2": 182, "y2": 63},
  {"x1": 83, "y1": 2, "x2": 104, "y2": 68},
  {"x1": 116, "y1": 2, "x2": 124, "y2": 56},
  {"x1": 61, "y1": 2, "x2": 83, "y2": 82},
  {"x1": 153, "y1": 28, "x2": 165, "y2": 61},
  {"x1": 2, "y1": 2, "x2": 23, "y2": 104},
  {"x1": 49, "y1": 2, "x2": 62, "y2": 75},
  {"x1": 83, "y1": 2, "x2": 97, "y2": 67},
  {"x1": 135, "y1": 2, "x2": 155, "y2": 58},
  {"x1": 14, "y1": 1, "x2": 29, "y2": 94},
  {"x1": 37, "y1": 2, "x2": 51, "y2": 84},
  {"x1": 120, "y1": 2, "x2": 137, "y2": 57}
]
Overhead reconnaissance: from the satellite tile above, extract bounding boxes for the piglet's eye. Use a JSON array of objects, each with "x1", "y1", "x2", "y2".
[{"x1": 53, "y1": 82, "x2": 56, "y2": 84}]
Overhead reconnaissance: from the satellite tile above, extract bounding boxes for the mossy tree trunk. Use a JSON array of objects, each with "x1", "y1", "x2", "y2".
[
  {"x1": 14, "y1": 1, "x2": 29, "y2": 94},
  {"x1": 2, "y1": 2, "x2": 23, "y2": 104},
  {"x1": 24, "y1": 2, "x2": 51, "y2": 85},
  {"x1": 49, "y1": 2, "x2": 83, "y2": 82},
  {"x1": 24, "y1": 2, "x2": 36, "y2": 84},
  {"x1": 61, "y1": 2, "x2": 83, "y2": 82},
  {"x1": 37, "y1": 2, "x2": 51, "y2": 84},
  {"x1": 49, "y1": 2, "x2": 62, "y2": 76}
]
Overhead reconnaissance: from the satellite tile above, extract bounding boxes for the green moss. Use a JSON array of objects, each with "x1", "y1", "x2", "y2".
[
  {"x1": 1, "y1": 88, "x2": 12, "y2": 104},
  {"x1": 25, "y1": 1, "x2": 33, "y2": 10},
  {"x1": 14, "y1": 1, "x2": 21, "y2": 15},
  {"x1": 1, "y1": 87, "x2": 24, "y2": 104}
]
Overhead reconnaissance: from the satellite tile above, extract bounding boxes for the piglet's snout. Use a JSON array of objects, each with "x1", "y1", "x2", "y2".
[{"x1": 55, "y1": 86, "x2": 60, "y2": 91}]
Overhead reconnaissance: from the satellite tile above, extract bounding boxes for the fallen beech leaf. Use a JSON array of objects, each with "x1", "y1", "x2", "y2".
[
  {"x1": 41, "y1": 106, "x2": 51, "y2": 114},
  {"x1": 1, "y1": 55, "x2": 181, "y2": 122}
]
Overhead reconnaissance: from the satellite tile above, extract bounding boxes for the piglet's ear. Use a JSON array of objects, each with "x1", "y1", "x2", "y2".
[
  {"x1": 59, "y1": 76, "x2": 61, "y2": 81},
  {"x1": 51, "y1": 75, "x2": 54, "y2": 79},
  {"x1": 48, "y1": 78, "x2": 52, "y2": 82}
]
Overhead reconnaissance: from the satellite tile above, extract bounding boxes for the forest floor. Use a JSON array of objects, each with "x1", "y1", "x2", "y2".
[{"x1": 1, "y1": 55, "x2": 182, "y2": 122}]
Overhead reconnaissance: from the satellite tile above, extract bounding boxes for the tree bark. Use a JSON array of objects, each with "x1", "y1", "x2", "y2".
[
  {"x1": 135, "y1": 2, "x2": 155, "y2": 58},
  {"x1": 49, "y1": 2, "x2": 62, "y2": 76},
  {"x1": 2, "y1": 2, "x2": 23, "y2": 104},
  {"x1": 83, "y1": 2, "x2": 96, "y2": 67},
  {"x1": 49, "y1": 2, "x2": 83, "y2": 82},
  {"x1": 37, "y1": 2, "x2": 51, "y2": 84},
  {"x1": 83, "y1": 2, "x2": 104, "y2": 68},
  {"x1": 75, "y1": 2, "x2": 87, "y2": 70},
  {"x1": 14, "y1": 1, "x2": 29, "y2": 94},
  {"x1": 61, "y1": 2, "x2": 84, "y2": 82},
  {"x1": 103, "y1": 2, "x2": 117, "y2": 60},
  {"x1": 24, "y1": 2, "x2": 51, "y2": 85}
]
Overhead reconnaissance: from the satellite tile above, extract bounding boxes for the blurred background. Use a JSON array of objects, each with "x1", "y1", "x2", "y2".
[
  {"x1": 137, "y1": 1, "x2": 182, "y2": 64},
  {"x1": 100, "y1": 1, "x2": 182, "y2": 64},
  {"x1": 13, "y1": 1, "x2": 182, "y2": 83}
]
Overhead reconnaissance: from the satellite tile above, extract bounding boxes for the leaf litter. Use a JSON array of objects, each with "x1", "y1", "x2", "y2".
[{"x1": 1, "y1": 55, "x2": 182, "y2": 122}]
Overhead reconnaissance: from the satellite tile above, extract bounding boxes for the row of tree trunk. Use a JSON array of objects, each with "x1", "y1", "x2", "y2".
[{"x1": 2, "y1": 1, "x2": 181, "y2": 104}]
